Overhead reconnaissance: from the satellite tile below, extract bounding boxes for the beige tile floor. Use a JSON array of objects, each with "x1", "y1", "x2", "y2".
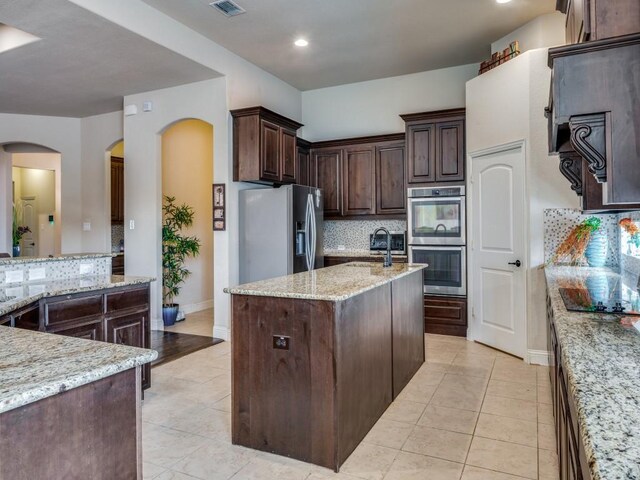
[
  {"x1": 163, "y1": 308, "x2": 215, "y2": 337},
  {"x1": 142, "y1": 334, "x2": 558, "y2": 480}
]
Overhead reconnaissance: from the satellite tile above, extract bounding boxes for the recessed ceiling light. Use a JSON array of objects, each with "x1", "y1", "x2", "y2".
[
  {"x1": 0, "y1": 23, "x2": 40, "y2": 54},
  {"x1": 496, "y1": 0, "x2": 513, "y2": 3},
  {"x1": 294, "y1": 38, "x2": 309, "y2": 47}
]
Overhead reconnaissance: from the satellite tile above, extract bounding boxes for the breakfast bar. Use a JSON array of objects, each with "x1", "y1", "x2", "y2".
[{"x1": 225, "y1": 262, "x2": 426, "y2": 471}]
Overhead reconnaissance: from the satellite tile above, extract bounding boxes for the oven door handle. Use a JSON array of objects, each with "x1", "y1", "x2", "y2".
[{"x1": 410, "y1": 246, "x2": 464, "y2": 251}]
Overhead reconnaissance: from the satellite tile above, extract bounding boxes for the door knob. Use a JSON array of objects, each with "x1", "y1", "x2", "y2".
[{"x1": 508, "y1": 260, "x2": 522, "y2": 267}]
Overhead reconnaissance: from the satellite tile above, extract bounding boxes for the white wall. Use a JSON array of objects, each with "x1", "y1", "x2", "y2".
[
  {"x1": 0, "y1": 149, "x2": 12, "y2": 253},
  {"x1": 80, "y1": 111, "x2": 124, "y2": 253},
  {"x1": 301, "y1": 64, "x2": 478, "y2": 141},
  {"x1": 466, "y1": 49, "x2": 578, "y2": 359},
  {"x1": 0, "y1": 113, "x2": 82, "y2": 253},
  {"x1": 492, "y1": 12, "x2": 566, "y2": 54}
]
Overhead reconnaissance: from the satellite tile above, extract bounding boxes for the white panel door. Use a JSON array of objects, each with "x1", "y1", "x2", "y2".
[
  {"x1": 20, "y1": 197, "x2": 38, "y2": 257},
  {"x1": 471, "y1": 143, "x2": 526, "y2": 358}
]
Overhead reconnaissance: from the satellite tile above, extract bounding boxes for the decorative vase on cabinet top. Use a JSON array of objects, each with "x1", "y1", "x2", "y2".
[{"x1": 584, "y1": 230, "x2": 608, "y2": 267}]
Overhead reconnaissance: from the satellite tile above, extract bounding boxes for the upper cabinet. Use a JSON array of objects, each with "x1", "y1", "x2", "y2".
[
  {"x1": 296, "y1": 138, "x2": 312, "y2": 187},
  {"x1": 310, "y1": 134, "x2": 406, "y2": 219},
  {"x1": 232, "y1": 106, "x2": 303, "y2": 185},
  {"x1": 557, "y1": 0, "x2": 640, "y2": 44},
  {"x1": 401, "y1": 109, "x2": 466, "y2": 186}
]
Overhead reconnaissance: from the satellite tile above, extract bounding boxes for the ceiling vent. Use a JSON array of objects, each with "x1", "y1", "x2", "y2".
[{"x1": 209, "y1": 0, "x2": 246, "y2": 17}]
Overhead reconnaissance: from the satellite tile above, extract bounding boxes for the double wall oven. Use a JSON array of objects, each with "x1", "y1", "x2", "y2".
[{"x1": 408, "y1": 186, "x2": 466, "y2": 296}]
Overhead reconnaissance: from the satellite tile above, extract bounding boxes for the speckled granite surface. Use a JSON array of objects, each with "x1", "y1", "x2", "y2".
[
  {"x1": 324, "y1": 249, "x2": 408, "y2": 261},
  {"x1": 224, "y1": 262, "x2": 426, "y2": 302},
  {"x1": 0, "y1": 253, "x2": 115, "y2": 266},
  {"x1": 0, "y1": 326, "x2": 156, "y2": 413},
  {"x1": 0, "y1": 275, "x2": 155, "y2": 317},
  {"x1": 545, "y1": 266, "x2": 640, "y2": 480}
]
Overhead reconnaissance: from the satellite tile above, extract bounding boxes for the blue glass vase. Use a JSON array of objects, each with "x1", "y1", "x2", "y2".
[
  {"x1": 584, "y1": 229, "x2": 608, "y2": 267},
  {"x1": 12, "y1": 245, "x2": 20, "y2": 257}
]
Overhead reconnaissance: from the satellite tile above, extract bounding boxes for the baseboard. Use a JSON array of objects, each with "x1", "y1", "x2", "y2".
[
  {"x1": 180, "y1": 299, "x2": 214, "y2": 315},
  {"x1": 528, "y1": 349, "x2": 550, "y2": 366},
  {"x1": 151, "y1": 316, "x2": 164, "y2": 331},
  {"x1": 213, "y1": 325, "x2": 230, "y2": 341}
]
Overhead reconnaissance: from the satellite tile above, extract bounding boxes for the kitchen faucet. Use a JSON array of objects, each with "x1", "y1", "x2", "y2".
[
  {"x1": 372, "y1": 227, "x2": 393, "y2": 267},
  {"x1": 435, "y1": 223, "x2": 447, "y2": 233}
]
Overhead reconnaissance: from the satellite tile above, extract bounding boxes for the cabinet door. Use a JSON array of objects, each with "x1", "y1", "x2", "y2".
[
  {"x1": 311, "y1": 149, "x2": 342, "y2": 216},
  {"x1": 260, "y1": 119, "x2": 281, "y2": 182},
  {"x1": 280, "y1": 128, "x2": 297, "y2": 183},
  {"x1": 12, "y1": 303, "x2": 40, "y2": 331},
  {"x1": 435, "y1": 120, "x2": 464, "y2": 183},
  {"x1": 104, "y1": 310, "x2": 149, "y2": 388},
  {"x1": 407, "y1": 123, "x2": 436, "y2": 184},
  {"x1": 111, "y1": 162, "x2": 119, "y2": 222},
  {"x1": 297, "y1": 148, "x2": 310, "y2": 186},
  {"x1": 376, "y1": 141, "x2": 406, "y2": 214},
  {"x1": 0, "y1": 315, "x2": 11, "y2": 327},
  {"x1": 49, "y1": 317, "x2": 103, "y2": 341},
  {"x1": 342, "y1": 145, "x2": 376, "y2": 216},
  {"x1": 424, "y1": 295, "x2": 467, "y2": 337}
]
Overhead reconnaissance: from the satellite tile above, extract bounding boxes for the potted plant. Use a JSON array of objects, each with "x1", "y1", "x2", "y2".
[
  {"x1": 162, "y1": 195, "x2": 201, "y2": 326},
  {"x1": 12, "y1": 206, "x2": 31, "y2": 258}
]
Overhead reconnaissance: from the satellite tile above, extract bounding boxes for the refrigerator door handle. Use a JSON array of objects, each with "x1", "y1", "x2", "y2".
[
  {"x1": 309, "y1": 194, "x2": 316, "y2": 270},
  {"x1": 305, "y1": 195, "x2": 312, "y2": 271}
]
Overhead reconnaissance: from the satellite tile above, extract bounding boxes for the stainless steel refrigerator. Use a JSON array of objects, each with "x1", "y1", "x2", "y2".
[{"x1": 239, "y1": 185, "x2": 324, "y2": 283}]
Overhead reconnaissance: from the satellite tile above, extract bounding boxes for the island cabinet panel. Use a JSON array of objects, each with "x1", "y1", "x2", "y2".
[
  {"x1": 391, "y1": 271, "x2": 425, "y2": 397},
  {"x1": 232, "y1": 296, "x2": 336, "y2": 468},
  {"x1": 231, "y1": 269, "x2": 424, "y2": 471},
  {"x1": 0, "y1": 369, "x2": 140, "y2": 480}
]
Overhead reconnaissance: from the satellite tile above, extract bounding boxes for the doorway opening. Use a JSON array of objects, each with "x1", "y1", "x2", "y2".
[
  {"x1": 159, "y1": 119, "x2": 215, "y2": 339},
  {"x1": 3, "y1": 144, "x2": 62, "y2": 258}
]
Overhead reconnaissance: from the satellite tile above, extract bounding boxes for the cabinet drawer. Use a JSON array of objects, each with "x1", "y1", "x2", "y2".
[
  {"x1": 424, "y1": 296, "x2": 467, "y2": 326},
  {"x1": 106, "y1": 287, "x2": 149, "y2": 313},
  {"x1": 44, "y1": 294, "x2": 104, "y2": 326},
  {"x1": 47, "y1": 316, "x2": 104, "y2": 341}
]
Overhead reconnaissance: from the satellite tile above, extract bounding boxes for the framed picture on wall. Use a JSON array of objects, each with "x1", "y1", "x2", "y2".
[{"x1": 213, "y1": 184, "x2": 226, "y2": 231}]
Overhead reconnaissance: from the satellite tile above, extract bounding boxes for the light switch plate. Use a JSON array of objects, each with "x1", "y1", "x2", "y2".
[
  {"x1": 28, "y1": 267, "x2": 46, "y2": 281},
  {"x1": 5, "y1": 270, "x2": 24, "y2": 284},
  {"x1": 79, "y1": 263, "x2": 94, "y2": 275}
]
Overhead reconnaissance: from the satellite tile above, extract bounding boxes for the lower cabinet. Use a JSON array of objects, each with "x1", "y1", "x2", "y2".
[
  {"x1": 1, "y1": 283, "x2": 152, "y2": 390},
  {"x1": 548, "y1": 293, "x2": 592, "y2": 480},
  {"x1": 424, "y1": 295, "x2": 467, "y2": 337}
]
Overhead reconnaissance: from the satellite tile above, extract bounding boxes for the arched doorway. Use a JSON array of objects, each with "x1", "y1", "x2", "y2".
[
  {"x1": 0, "y1": 142, "x2": 62, "y2": 257},
  {"x1": 159, "y1": 119, "x2": 214, "y2": 336}
]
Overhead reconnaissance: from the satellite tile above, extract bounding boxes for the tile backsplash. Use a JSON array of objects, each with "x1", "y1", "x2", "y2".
[
  {"x1": 544, "y1": 209, "x2": 620, "y2": 266},
  {"x1": 324, "y1": 220, "x2": 407, "y2": 251},
  {"x1": 111, "y1": 224, "x2": 125, "y2": 252},
  {"x1": 0, "y1": 256, "x2": 112, "y2": 284},
  {"x1": 618, "y1": 210, "x2": 640, "y2": 276}
]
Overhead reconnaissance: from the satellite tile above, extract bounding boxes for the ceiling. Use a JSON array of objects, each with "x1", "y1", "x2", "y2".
[
  {"x1": 0, "y1": 0, "x2": 220, "y2": 117},
  {"x1": 142, "y1": 0, "x2": 556, "y2": 90}
]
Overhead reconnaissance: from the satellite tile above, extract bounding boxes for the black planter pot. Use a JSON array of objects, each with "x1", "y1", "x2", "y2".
[{"x1": 162, "y1": 304, "x2": 179, "y2": 327}]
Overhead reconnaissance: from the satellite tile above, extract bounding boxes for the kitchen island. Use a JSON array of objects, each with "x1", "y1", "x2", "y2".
[
  {"x1": 225, "y1": 262, "x2": 426, "y2": 471},
  {"x1": 0, "y1": 326, "x2": 156, "y2": 479},
  {"x1": 545, "y1": 266, "x2": 640, "y2": 480}
]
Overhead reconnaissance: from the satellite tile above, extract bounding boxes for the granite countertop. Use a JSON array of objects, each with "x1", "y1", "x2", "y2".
[
  {"x1": 0, "y1": 275, "x2": 155, "y2": 316},
  {"x1": 0, "y1": 326, "x2": 157, "y2": 414},
  {"x1": 0, "y1": 253, "x2": 116, "y2": 266},
  {"x1": 224, "y1": 262, "x2": 426, "y2": 302},
  {"x1": 324, "y1": 249, "x2": 408, "y2": 260},
  {"x1": 545, "y1": 266, "x2": 640, "y2": 480}
]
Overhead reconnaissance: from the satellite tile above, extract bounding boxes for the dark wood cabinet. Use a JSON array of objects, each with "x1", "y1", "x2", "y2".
[
  {"x1": 110, "y1": 157, "x2": 124, "y2": 224},
  {"x1": 548, "y1": 34, "x2": 640, "y2": 204},
  {"x1": 112, "y1": 254, "x2": 125, "y2": 275},
  {"x1": 424, "y1": 295, "x2": 467, "y2": 337},
  {"x1": 401, "y1": 109, "x2": 466, "y2": 186},
  {"x1": 557, "y1": 0, "x2": 640, "y2": 44},
  {"x1": 311, "y1": 148, "x2": 343, "y2": 217},
  {"x1": 342, "y1": 144, "x2": 376, "y2": 216},
  {"x1": 310, "y1": 133, "x2": 406, "y2": 219},
  {"x1": 548, "y1": 294, "x2": 593, "y2": 480},
  {"x1": 297, "y1": 139, "x2": 311, "y2": 186},
  {"x1": 232, "y1": 106, "x2": 303, "y2": 185},
  {"x1": 376, "y1": 141, "x2": 406, "y2": 214},
  {"x1": 4, "y1": 284, "x2": 152, "y2": 389}
]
